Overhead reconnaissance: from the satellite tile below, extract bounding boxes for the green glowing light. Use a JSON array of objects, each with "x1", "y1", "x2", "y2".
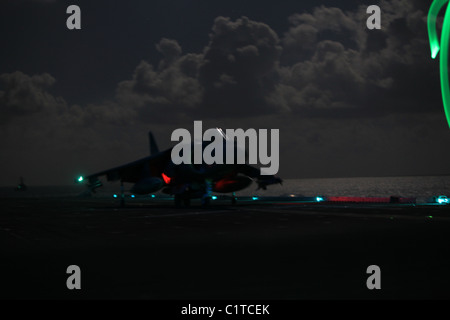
[
  {"x1": 428, "y1": 0, "x2": 450, "y2": 128},
  {"x1": 77, "y1": 176, "x2": 84, "y2": 182},
  {"x1": 428, "y1": 0, "x2": 447, "y2": 58}
]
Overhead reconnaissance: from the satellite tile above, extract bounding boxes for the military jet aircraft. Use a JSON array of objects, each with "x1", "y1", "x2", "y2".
[{"x1": 76, "y1": 130, "x2": 282, "y2": 206}]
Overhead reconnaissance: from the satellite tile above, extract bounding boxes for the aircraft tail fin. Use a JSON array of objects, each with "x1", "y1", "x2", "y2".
[{"x1": 149, "y1": 131, "x2": 159, "y2": 155}]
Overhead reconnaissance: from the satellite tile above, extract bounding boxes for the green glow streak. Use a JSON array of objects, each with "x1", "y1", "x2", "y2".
[
  {"x1": 428, "y1": 0, "x2": 447, "y2": 58},
  {"x1": 440, "y1": 5, "x2": 450, "y2": 128},
  {"x1": 78, "y1": 176, "x2": 84, "y2": 182},
  {"x1": 428, "y1": 0, "x2": 450, "y2": 128}
]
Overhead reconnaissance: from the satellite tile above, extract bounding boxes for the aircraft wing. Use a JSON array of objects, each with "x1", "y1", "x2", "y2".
[{"x1": 82, "y1": 149, "x2": 172, "y2": 184}]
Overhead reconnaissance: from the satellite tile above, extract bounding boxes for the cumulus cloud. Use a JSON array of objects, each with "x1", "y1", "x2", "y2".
[
  {"x1": 110, "y1": 1, "x2": 440, "y2": 122},
  {"x1": 114, "y1": 17, "x2": 283, "y2": 121},
  {"x1": 115, "y1": 54, "x2": 204, "y2": 123},
  {"x1": 0, "y1": 71, "x2": 137, "y2": 127},
  {"x1": 275, "y1": 1, "x2": 441, "y2": 118},
  {"x1": 1, "y1": 1, "x2": 442, "y2": 125},
  {"x1": 0, "y1": 71, "x2": 67, "y2": 123},
  {"x1": 198, "y1": 16, "x2": 282, "y2": 116}
]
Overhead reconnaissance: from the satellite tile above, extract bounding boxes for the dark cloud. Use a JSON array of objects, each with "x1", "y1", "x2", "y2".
[
  {"x1": 156, "y1": 38, "x2": 183, "y2": 70},
  {"x1": 198, "y1": 16, "x2": 282, "y2": 116},
  {"x1": 0, "y1": 0, "x2": 442, "y2": 126},
  {"x1": 275, "y1": 1, "x2": 441, "y2": 118},
  {"x1": 0, "y1": 0, "x2": 443, "y2": 127},
  {"x1": 0, "y1": 71, "x2": 139, "y2": 128},
  {"x1": 0, "y1": 71, "x2": 66, "y2": 123},
  {"x1": 115, "y1": 56, "x2": 204, "y2": 123},
  {"x1": 109, "y1": 1, "x2": 441, "y2": 122},
  {"x1": 282, "y1": 5, "x2": 360, "y2": 64},
  {"x1": 113, "y1": 17, "x2": 283, "y2": 121}
]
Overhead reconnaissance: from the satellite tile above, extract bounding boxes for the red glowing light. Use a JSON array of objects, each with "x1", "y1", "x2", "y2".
[
  {"x1": 214, "y1": 179, "x2": 236, "y2": 191},
  {"x1": 161, "y1": 173, "x2": 171, "y2": 184}
]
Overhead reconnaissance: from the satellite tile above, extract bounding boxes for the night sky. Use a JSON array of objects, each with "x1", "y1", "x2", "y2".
[{"x1": 1, "y1": 0, "x2": 450, "y2": 186}]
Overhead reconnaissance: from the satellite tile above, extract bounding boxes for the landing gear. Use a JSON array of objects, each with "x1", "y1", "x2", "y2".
[
  {"x1": 201, "y1": 179, "x2": 212, "y2": 207},
  {"x1": 172, "y1": 180, "x2": 213, "y2": 207},
  {"x1": 231, "y1": 192, "x2": 237, "y2": 205}
]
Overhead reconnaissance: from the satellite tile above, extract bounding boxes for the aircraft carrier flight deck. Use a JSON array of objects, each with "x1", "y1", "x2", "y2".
[{"x1": 1, "y1": 195, "x2": 450, "y2": 300}]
